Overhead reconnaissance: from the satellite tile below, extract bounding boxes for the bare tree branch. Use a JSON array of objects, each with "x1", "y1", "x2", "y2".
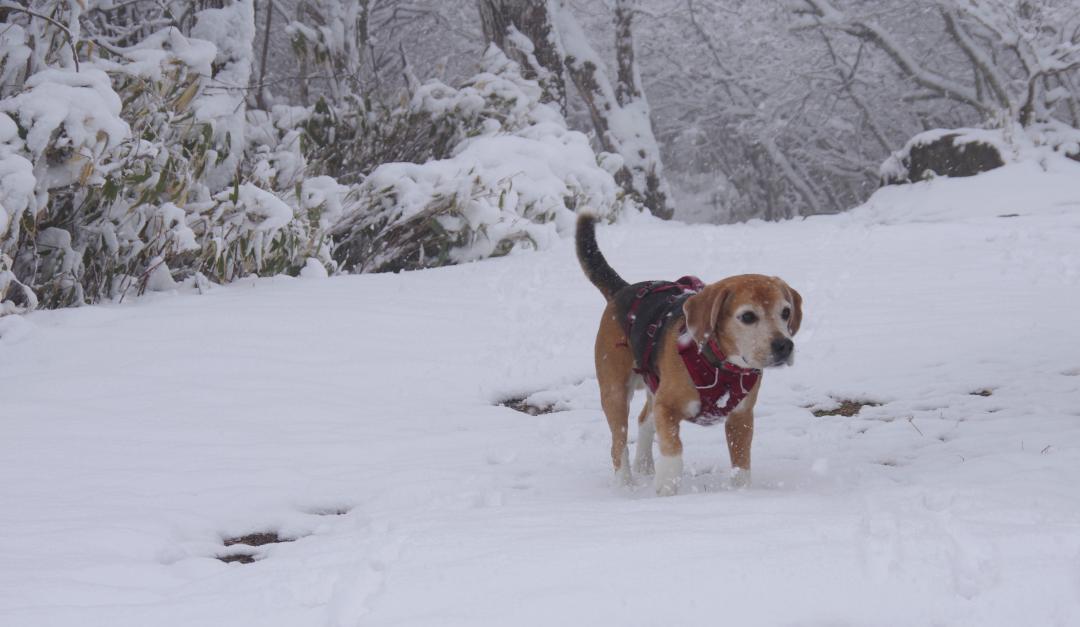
[{"x1": 797, "y1": 0, "x2": 990, "y2": 115}]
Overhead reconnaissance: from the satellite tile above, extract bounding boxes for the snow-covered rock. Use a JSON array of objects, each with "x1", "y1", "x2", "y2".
[{"x1": 881, "y1": 122, "x2": 1080, "y2": 184}]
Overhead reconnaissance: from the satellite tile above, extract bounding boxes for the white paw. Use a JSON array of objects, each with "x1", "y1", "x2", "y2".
[
  {"x1": 730, "y1": 467, "x2": 751, "y2": 489},
  {"x1": 654, "y1": 454, "x2": 683, "y2": 496},
  {"x1": 614, "y1": 446, "x2": 632, "y2": 487}
]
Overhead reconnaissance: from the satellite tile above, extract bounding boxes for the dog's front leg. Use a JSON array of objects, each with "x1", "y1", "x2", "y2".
[
  {"x1": 653, "y1": 403, "x2": 684, "y2": 496},
  {"x1": 725, "y1": 407, "x2": 753, "y2": 488}
]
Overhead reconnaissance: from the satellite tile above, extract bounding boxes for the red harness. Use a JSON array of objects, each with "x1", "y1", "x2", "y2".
[{"x1": 624, "y1": 276, "x2": 761, "y2": 425}]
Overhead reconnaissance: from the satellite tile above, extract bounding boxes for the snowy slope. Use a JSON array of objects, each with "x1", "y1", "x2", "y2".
[{"x1": 2, "y1": 160, "x2": 1080, "y2": 627}]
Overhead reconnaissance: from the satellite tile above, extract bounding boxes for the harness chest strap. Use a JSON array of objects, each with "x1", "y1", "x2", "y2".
[{"x1": 675, "y1": 329, "x2": 760, "y2": 425}]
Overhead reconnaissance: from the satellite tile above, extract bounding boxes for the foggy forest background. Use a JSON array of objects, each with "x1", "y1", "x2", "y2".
[{"x1": 1, "y1": 0, "x2": 1078, "y2": 311}]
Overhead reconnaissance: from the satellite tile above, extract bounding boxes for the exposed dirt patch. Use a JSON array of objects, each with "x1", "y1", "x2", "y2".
[
  {"x1": 970, "y1": 388, "x2": 993, "y2": 397},
  {"x1": 812, "y1": 399, "x2": 881, "y2": 417},
  {"x1": 310, "y1": 507, "x2": 351, "y2": 516},
  {"x1": 224, "y1": 531, "x2": 293, "y2": 547},
  {"x1": 499, "y1": 396, "x2": 556, "y2": 416},
  {"x1": 217, "y1": 531, "x2": 296, "y2": 564}
]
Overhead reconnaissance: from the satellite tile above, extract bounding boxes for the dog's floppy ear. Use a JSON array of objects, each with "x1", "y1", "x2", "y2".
[
  {"x1": 785, "y1": 284, "x2": 803, "y2": 336},
  {"x1": 683, "y1": 284, "x2": 729, "y2": 345}
]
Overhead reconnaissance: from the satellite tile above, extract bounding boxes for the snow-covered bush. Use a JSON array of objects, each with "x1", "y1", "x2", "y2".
[
  {"x1": 0, "y1": 260, "x2": 37, "y2": 316},
  {"x1": 0, "y1": 1, "x2": 626, "y2": 313},
  {"x1": 0, "y1": 1, "x2": 344, "y2": 310},
  {"x1": 331, "y1": 46, "x2": 623, "y2": 273},
  {"x1": 0, "y1": 114, "x2": 36, "y2": 266},
  {"x1": 298, "y1": 94, "x2": 463, "y2": 187}
]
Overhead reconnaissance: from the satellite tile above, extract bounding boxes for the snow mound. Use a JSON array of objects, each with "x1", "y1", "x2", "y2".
[{"x1": 864, "y1": 158, "x2": 1080, "y2": 222}]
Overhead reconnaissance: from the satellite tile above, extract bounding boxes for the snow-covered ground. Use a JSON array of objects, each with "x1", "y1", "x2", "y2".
[{"x1": 3, "y1": 160, "x2": 1080, "y2": 626}]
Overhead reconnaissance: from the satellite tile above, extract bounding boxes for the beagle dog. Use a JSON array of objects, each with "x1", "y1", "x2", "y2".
[{"x1": 576, "y1": 214, "x2": 803, "y2": 496}]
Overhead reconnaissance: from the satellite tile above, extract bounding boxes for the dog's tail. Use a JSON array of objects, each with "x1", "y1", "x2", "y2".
[{"x1": 575, "y1": 213, "x2": 628, "y2": 301}]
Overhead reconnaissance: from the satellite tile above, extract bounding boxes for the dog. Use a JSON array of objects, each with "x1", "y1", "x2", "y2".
[{"x1": 575, "y1": 214, "x2": 802, "y2": 496}]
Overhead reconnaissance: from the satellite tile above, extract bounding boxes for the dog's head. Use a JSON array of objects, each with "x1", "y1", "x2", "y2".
[{"x1": 683, "y1": 274, "x2": 803, "y2": 369}]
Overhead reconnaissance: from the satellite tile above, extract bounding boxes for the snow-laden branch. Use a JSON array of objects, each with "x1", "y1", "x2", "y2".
[
  {"x1": 940, "y1": 7, "x2": 1011, "y2": 109},
  {"x1": 0, "y1": 2, "x2": 80, "y2": 72}
]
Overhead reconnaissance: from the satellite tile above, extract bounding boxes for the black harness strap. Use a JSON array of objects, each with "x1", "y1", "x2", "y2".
[{"x1": 619, "y1": 280, "x2": 697, "y2": 390}]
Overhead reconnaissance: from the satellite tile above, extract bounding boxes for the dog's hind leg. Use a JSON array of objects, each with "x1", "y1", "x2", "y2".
[
  {"x1": 595, "y1": 320, "x2": 637, "y2": 485},
  {"x1": 599, "y1": 374, "x2": 635, "y2": 486},
  {"x1": 632, "y1": 394, "x2": 655, "y2": 475}
]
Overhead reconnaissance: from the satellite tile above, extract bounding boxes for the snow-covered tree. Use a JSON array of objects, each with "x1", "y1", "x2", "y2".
[
  {"x1": 478, "y1": 0, "x2": 568, "y2": 112},
  {"x1": 479, "y1": 0, "x2": 674, "y2": 219}
]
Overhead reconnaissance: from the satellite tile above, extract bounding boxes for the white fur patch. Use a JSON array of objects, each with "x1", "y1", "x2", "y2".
[
  {"x1": 625, "y1": 377, "x2": 637, "y2": 406},
  {"x1": 655, "y1": 454, "x2": 683, "y2": 496},
  {"x1": 633, "y1": 415, "x2": 655, "y2": 474},
  {"x1": 728, "y1": 354, "x2": 753, "y2": 369}
]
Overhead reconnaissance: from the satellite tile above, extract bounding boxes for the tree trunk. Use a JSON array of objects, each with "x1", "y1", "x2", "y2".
[
  {"x1": 478, "y1": 0, "x2": 567, "y2": 114},
  {"x1": 555, "y1": 0, "x2": 674, "y2": 219},
  {"x1": 613, "y1": 0, "x2": 637, "y2": 107}
]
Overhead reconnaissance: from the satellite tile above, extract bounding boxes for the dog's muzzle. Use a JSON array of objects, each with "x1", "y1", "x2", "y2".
[{"x1": 769, "y1": 337, "x2": 795, "y2": 367}]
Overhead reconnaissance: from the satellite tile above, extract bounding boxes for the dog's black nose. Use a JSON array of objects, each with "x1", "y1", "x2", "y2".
[{"x1": 771, "y1": 337, "x2": 793, "y2": 359}]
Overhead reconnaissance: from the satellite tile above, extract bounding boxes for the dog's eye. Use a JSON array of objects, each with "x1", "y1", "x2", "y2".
[
  {"x1": 781, "y1": 307, "x2": 791, "y2": 321},
  {"x1": 739, "y1": 311, "x2": 758, "y2": 324}
]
